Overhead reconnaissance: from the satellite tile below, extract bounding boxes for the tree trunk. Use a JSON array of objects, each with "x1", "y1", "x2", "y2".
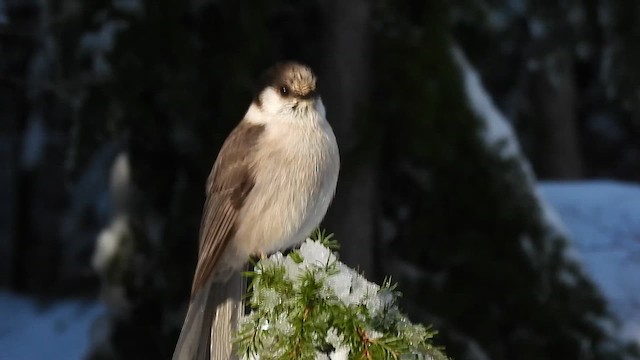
[
  {"x1": 529, "y1": 49, "x2": 583, "y2": 179},
  {"x1": 0, "y1": 111, "x2": 20, "y2": 288},
  {"x1": 320, "y1": 0, "x2": 376, "y2": 276},
  {"x1": 0, "y1": 0, "x2": 39, "y2": 289}
]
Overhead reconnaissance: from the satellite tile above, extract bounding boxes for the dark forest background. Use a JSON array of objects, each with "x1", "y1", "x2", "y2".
[{"x1": 1, "y1": 0, "x2": 639, "y2": 359}]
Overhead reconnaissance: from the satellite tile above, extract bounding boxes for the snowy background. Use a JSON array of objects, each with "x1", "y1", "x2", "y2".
[
  {"x1": 0, "y1": 292, "x2": 104, "y2": 360},
  {"x1": 540, "y1": 181, "x2": 640, "y2": 344},
  {"x1": 1, "y1": 181, "x2": 638, "y2": 359},
  {"x1": 2, "y1": 1, "x2": 640, "y2": 359}
]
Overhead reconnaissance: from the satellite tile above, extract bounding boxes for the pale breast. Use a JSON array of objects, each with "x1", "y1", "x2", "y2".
[{"x1": 235, "y1": 118, "x2": 339, "y2": 256}]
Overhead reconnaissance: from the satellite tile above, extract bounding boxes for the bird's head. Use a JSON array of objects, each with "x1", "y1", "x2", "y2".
[{"x1": 252, "y1": 61, "x2": 324, "y2": 120}]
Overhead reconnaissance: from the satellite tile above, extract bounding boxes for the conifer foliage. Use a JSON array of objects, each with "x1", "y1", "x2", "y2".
[{"x1": 238, "y1": 231, "x2": 449, "y2": 360}]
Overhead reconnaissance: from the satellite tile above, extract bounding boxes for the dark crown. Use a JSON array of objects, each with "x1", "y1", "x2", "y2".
[{"x1": 258, "y1": 61, "x2": 317, "y2": 99}]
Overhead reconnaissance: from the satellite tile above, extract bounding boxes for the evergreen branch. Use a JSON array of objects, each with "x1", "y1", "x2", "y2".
[{"x1": 236, "y1": 232, "x2": 450, "y2": 360}]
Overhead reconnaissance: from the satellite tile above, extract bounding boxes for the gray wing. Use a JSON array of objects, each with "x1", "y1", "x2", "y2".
[{"x1": 191, "y1": 121, "x2": 265, "y2": 295}]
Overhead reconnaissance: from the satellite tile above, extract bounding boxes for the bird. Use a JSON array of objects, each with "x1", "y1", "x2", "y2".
[{"x1": 172, "y1": 61, "x2": 340, "y2": 360}]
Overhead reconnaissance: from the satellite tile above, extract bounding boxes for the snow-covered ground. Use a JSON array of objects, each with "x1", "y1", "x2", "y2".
[
  {"x1": 0, "y1": 292, "x2": 104, "y2": 360},
  {"x1": 540, "y1": 180, "x2": 640, "y2": 344}
]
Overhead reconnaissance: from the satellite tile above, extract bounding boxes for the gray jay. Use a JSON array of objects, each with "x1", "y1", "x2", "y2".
[{"x1": 172, "y1": 61, "x2": 340, "y2": 360}]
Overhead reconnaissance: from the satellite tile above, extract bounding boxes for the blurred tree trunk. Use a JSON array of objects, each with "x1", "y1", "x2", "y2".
[
  {"x1": 320, "y1": 0, "x2": 376, "y2": 277},
  {"x1": 528, "y1": 48, "x2": 583, "y2": 179},
  {"x1": 0, "y1": 122, "x2": 18, "y2": 287},
  {"x1": 0, "y1": 0, "x2": 37, "y2": 289},
  {"x1": 0, "y1": 76, "x2": 21, "y2": 289}
]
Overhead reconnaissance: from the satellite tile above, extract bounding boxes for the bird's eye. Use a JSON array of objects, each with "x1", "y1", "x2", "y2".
[{"x1": 280, "y1": 86, "x2": 289, "y2": 96}]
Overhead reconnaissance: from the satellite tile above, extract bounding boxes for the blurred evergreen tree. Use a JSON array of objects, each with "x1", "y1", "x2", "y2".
[
  {"x1": 451, "y1": 0, "x2": 640, "y2": 180},
  {"x1": 373, "y1": 0, "x2": 639, "y2": 359},
  {"x1": 7, "y1": 0, "x2": 635, "y2": 359}
]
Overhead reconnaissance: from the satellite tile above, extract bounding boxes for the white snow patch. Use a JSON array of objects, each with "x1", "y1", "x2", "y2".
[
  {"x1": 298, "y1": 239, "x2": 388, "y2": 314},
  {"x1": 539, "y1": 180, "x2": 640, "y2": 345},
  {"x1": 453, "y1": 45, "x2": 569, "y2": 240},
  {"x1": 454, "y1": 46, "x2": 519, "y2": 157},
  {"x1": 110, "y1": 151, "x2": 134, "y2": 214},
  {"x1": 329, "y1": 346, "x2": 350, "y2": 360},
  {"x1": 0, "y1": 291, "x2": 104, "y2": 360},
  {"x1": 92, "y1": 215, "x2": 131, "y2": 274},
  {"x1": 299, "y1": 239, "x2": 337, "y2": 267},
  {"x1": 326, "y1": 327, "x2": 344, "y2": 349}
]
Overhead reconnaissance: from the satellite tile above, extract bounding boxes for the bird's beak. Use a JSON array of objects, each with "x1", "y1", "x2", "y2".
[
  {"x1": 299, "y1": 89, "x2": 317, "y2": 100},
  {"x1": 293, "y1": 89, "x2": 318, "y2": 110}
]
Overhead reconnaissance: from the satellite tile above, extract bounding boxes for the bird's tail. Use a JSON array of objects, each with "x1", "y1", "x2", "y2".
[{"x1": 172, "y1": 272, "x2": 245, "y2": 360}]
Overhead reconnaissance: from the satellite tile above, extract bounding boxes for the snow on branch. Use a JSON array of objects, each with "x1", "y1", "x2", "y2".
[{"x1": 236, "y1": 231, "x2": 449, "y2": 360}]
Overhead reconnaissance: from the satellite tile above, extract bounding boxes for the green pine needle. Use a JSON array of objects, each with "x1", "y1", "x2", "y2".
[{"x1": 236, "y1": 232, "x2": 449, "y2": 360}]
